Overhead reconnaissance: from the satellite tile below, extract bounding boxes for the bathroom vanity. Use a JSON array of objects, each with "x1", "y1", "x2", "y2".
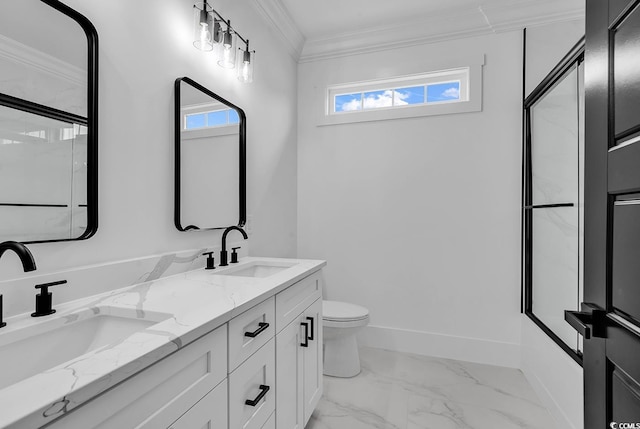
[{"x1": 0, "y1": 257, "x2": 325, "y2": 429}]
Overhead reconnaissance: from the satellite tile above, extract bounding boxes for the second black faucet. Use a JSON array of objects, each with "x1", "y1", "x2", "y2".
[{"x1": 219, "y1": 226, "x2": 248, "y2": 267}]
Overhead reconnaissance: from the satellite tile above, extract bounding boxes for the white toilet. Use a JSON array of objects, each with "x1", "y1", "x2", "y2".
[{"x1": 322, "y1": 300, "x2": 370, "y2": 378}]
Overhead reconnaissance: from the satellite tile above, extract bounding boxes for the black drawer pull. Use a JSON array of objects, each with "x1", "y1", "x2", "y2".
[
  {"x1": 306, "y1": 316, "x2": 314, "y2": 341},
  {"x1": 244, "y1": 322, "x2": 269, "y2": 338},
  {"x1": 245, "y1": 384, "x2": 270, "y2": 406},
  {"x1": 301, "y1": 322, "x2": 309, "y2": 347}
]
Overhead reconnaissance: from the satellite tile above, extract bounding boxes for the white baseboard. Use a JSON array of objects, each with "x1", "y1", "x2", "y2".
[{"x1": 357, "y1": 325, "x2": 521, "y2": 368}]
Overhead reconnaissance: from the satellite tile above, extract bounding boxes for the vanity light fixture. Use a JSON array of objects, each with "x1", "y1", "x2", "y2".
[
  {"x1": 193, "y1": 1, "x2": 213, "y2": 51},
  {"x1": 237, "y1": 40, "x2": 254, "y2": 83},
  {"x1": 192, "y1": 1, "x2": 255, "y2": 83},
  {"x1": 218, "y1": 21, "x2": 237, "y2": 69}
]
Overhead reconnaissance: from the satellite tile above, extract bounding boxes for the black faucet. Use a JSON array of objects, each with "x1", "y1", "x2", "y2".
[
  {"x1": 219, "y1": 226, "x2": 248, "y2": 267},
  {"x1": 0, "y1": 241, "x2": 36, "y2": 328},
  {"x1": 0, "y1": 241, "x2": 36, "y2": 272}
]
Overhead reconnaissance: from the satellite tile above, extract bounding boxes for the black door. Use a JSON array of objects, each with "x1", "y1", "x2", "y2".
[{"x1": 565, "y1": 0, "x2": 640, "y2": 427}]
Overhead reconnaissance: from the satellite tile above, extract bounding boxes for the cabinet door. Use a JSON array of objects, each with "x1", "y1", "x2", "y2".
[
  {"x1": 229, "y1": 339, "x2": 275, "y2": 429},
  {"x1": 275, "y1": 314, "x2": 305, "y2": 429},
  {"x1": 168, "y1": 379, "x2": 227, "y2": 429},
  {"x1": 46, "y1": 325, "x2": 227, "y2": 429},
  {"x1": 302, "y1": 298, "x2": 323, "y2": 424}
]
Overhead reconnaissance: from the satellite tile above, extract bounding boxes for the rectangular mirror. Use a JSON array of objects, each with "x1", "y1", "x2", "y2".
[
  {"x1": 0, "y1": 0, "x2": 98, "y2": 243},
  {"x1": 174, "y1": 77, "x2": 246, "y2": 231}
]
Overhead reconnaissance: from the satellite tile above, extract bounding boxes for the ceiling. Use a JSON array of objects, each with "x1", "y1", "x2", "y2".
[
  {"x1": 280, "y1": 0, "x2": 508, "y2": 40},
  {"x1": 251, "y1": 0, "x2": 585, "y2": 62}
]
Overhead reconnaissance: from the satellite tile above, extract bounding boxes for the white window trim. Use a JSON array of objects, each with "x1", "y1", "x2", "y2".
[{"x1": 317, "y1": 55, "x2": 484, "y2": 127}]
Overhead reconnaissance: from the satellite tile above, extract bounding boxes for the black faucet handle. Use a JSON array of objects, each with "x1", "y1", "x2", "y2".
[
  {"x1": 202, "y1": 252, "x2": 215, "y2": 270},
  {"x1": 35, "y1": 280, "x2": 67, "y2": 291},
  {"x1": 32, "y1": 280, "x2": 67, "y2": 317},
  {"x1": 0, "y1": 294, "x2": 6, "y2": 328},
  {"x1": 231, "y1": 247, "x2": 241, "y2": 263}
]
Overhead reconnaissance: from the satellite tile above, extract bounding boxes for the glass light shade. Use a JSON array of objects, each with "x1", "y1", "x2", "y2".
[
  {"x1": 236, "y1": 49, "x2": 254, "y2": 83},
  {"x1": 193, "y1": 3, "x2": 213, "y2": 51},
  {"x1": 217, "y1": 28, "x2": 236, "y2": 69}
]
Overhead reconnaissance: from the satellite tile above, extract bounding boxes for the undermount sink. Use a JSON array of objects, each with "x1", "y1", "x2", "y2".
[
  {"x1": 219, "y1": 260, "x2": 297, "y2": 278},
  {"x1": 0, "y1": 307, "x2": 170, "y2": 390}
]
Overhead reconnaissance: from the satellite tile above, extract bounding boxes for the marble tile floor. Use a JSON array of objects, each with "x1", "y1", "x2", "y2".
[{"x1": 307, "y1": 347, "x2": 556, "y2": 429}]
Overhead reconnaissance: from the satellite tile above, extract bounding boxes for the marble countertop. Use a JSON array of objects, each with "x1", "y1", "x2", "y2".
[{"x1": 0, "y1": 257, "x2": 326, "y2": 429}]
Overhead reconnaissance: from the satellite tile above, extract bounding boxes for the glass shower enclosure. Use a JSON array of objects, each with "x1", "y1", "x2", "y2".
[{"x1": 523, "y1": 39, "x2": 585, "y2": 362}]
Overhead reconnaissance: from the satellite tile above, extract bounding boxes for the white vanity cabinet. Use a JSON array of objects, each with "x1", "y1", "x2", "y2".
[
  {"x1": 42, "y1": 268, "x2": 323, "y2": 429},
  {"x1": 275, "y1": 271, "x2": 323, "y2": 428}
]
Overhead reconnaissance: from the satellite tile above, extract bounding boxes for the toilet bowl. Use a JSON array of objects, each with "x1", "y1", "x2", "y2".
[{"x1": 322, "y1": 300, "x2": 369, "y2": 378}]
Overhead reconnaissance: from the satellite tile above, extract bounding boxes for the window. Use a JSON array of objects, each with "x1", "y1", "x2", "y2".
[
  {"x1": 330, "y1": 68, "x2": 467, "y2": 115},
  {"x1": 320, "y1": 56, "x2": 484, "y2": 126},
  {"x1": 184, "y1": 108, "x2": 239, "y2": 130}
]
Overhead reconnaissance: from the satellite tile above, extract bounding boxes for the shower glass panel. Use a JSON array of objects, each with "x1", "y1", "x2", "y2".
[{"x1": 524, "y1": 41, "x2": 584, "y2": 362}]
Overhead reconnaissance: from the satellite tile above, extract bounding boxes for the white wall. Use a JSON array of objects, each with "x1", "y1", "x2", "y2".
[
  {"x1": 0, "y1": 0, "x2": 298, "y2": 307},
  {"x1": 297, "y1": 31, "x2": 524, "y2": 367}
]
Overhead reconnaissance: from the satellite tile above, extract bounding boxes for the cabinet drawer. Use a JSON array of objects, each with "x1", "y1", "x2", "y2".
[
  {"x1": 275, "y1": 271, "x2": 322, "y2": 332},
  {"x1": 168, "y1": 379, "x2": 227, "y2": 429},
  {"x1": 229, "y1": 297, "x2": 275, "y2": 371},
  {"x1": 229, "y1": 339, "x2": 275, "y2": 429},
  {"x1": 47, "y1": 325, "x2": 227, "y2": 429}
]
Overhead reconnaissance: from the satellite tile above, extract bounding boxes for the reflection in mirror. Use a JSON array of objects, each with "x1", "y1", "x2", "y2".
[
  {"x1": 0, "y1": 0, "x2": 98, "y2": 243},
  {"x1": 175, "y1": 77, "x2": 246, "y2": 231}
]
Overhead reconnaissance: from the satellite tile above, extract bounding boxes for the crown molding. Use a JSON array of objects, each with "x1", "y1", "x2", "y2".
[
  {"x1": 289, "y1": 0, "x2": 585, "y2": 63},
  {"x1": 299, "y1": 8, "x2": 491, "y2": 63},
  {"x1": 481, "y1": 0, "x2": 585, "y2": 33},
  {"x1": 249, "y1": 0, "x2": 305, "y2": 61},
  {"x1": 0, "y1": 34, "x2": 85, "y2": 86}
]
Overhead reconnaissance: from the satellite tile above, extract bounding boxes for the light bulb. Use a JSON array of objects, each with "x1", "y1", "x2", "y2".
[
  {"x1": 200, "y1": 24, "x2": 210, "y2": 49},
  {"x1": 241, "y1": 61, "x2": 250, "y2": 80}
]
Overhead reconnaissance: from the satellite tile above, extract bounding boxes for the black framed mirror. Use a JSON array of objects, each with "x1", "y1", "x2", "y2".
[
  {"x1": 174, "y1": 77, "x2": 246, "y2": 231},
  {"x1": 0, "y1": 0, "x2": 98, "y2": 243}
]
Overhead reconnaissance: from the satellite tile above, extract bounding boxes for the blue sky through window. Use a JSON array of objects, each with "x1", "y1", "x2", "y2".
[
  {"x1": 426, "y1": 82, "x2": 461, "y2": 103},
  {"x1": 207, "y1": 110, "x2": 227, "y2": 126},
  {"x1": 335, "y1": 93, "x2": 362, "y2": 112},
  {"x1": 186, "y1": 113, "x2": 205, "y2": 129},
  {"x1": 363, "y1": 90, "x2": 393, "y2": 109},
  {"x1": 185, "y1": 108, "x2": 240, "y2": 129},
  {"x1": 394, "y1": 86, "x2": 424, "y2": 105}
]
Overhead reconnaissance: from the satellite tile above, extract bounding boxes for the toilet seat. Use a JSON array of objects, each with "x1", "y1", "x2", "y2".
[{"x1": 323, "y1": 300, "x2": 369, "y2": 322}]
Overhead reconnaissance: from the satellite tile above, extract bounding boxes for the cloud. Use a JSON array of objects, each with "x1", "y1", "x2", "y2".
[
  {"x1": 442, "y1": 87, "x2": 460, "y2": 99},
  {"x1": 393, "y1": 90, "x2": 410, "y2": 106},
  {"x1": 340, "y1": 98, "x2": 362, "y2": 111},
  {"x1": 363, "y1": 90, "x2": 394, "y2": 109}
]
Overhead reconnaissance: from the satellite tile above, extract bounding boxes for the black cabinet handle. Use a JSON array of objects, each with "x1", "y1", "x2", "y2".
[
  {"x1": 300, "y1": 322, "x2": 309, "y2": 347},
  {"x1": 244, "y1": 322, "x2": 269, "y2": 338},
  {"x1": 306, "y1": 316, "x2": 314, "y2": 341},
  {"x1": 245, "y1": 384, "x2": 270, "y2": 406}
]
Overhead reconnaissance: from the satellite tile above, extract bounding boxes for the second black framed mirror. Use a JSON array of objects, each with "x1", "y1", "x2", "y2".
[{"x1": 174, "y1": 77, "x2": 246, "y2": 231}]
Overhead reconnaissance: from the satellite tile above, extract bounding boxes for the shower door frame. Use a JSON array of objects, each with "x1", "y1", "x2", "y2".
[{"x1": 522, "y1": 38, "x2": 585, "y2": 365}]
